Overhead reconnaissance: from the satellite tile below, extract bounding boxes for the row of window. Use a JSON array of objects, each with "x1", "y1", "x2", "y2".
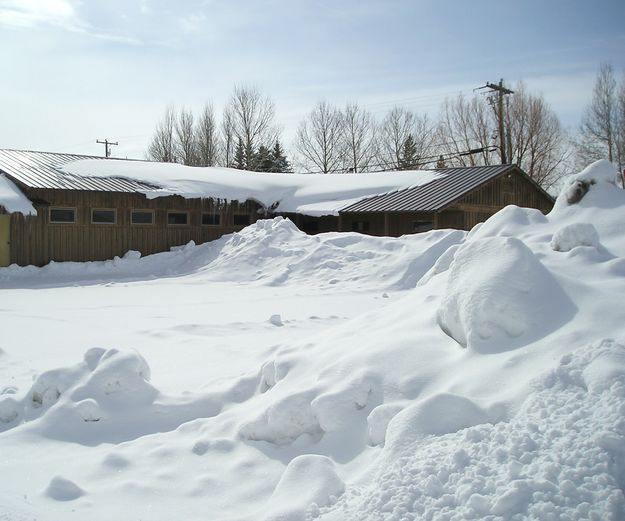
[{"x1": 48, "y1": 207, "x2": 251, "y2": 227}]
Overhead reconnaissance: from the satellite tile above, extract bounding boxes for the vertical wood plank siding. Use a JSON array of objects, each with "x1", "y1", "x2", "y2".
[
  {"x1": 8, "y1": 169, "x2": 554, "y2": 265},
  {"x1": 10, "y1": 189, "x2": 264, "y2": 266},
  {"x1": 338, "y1": 170, "x2": 553, "y2": 236}
]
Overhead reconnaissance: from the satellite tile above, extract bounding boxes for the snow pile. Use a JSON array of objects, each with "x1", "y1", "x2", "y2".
[
  {"x1": 321, "y1": 339, "x2": 625, "y2": 521},
  {"x1": 0, "y1": 159, "x2": 624, "y2": 521},
  {"x1": 551, "y1": 222, "x2": 600, "y2": 252},
  {"x1": 0, "y1": 215, "x2": 465, "y2": 291},
  {"x1": 437, "y1": 236, "x2": 575, "y2": 352},
  {"x1": 0, "y1": 173, "x2": 36, "y2": 215},
  {"x1": 60, "y1": 158, "x2": 442, "y2": 216}
]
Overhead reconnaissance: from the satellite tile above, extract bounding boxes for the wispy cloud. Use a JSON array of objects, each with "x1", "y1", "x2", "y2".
[
  {"x1": 0, "y1": 0, "x2": 141, "y2": 44},
  {"x1": 0, "y1": 0, "x2": 79, "y2": 29}
]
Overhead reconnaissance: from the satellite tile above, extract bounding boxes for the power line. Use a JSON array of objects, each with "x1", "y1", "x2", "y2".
[
  {"x1": 297, "y1": 145, "x2": 498, "y2": 175},
  {"x1": 96, "y1": 138, "x2": 119, "y2": 158}
]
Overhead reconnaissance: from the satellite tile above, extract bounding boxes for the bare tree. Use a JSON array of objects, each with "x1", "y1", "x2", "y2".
[
  {"x1": 175, "y1": 107, "x2": 197, "y2": 166},
  {"x1": 196, "y1": 103, "x2": 219, "y2": 167},
  {"x1": 617, "y1": 73, "x2": 625, "y2": 172},
  {"x1": 341, "y1": 102, "x2": 378, "y2": 172},
  {"x1": 378, "y1": 107, "x2": 436, "y2": 169},
  {"x1": 507, "y1": 83, "x2": 570, "y2": 189},
  {"x1": 146, "y1": 105, "x2": 177, "y2": 163},
  {"x1": 226, "y1": 84, "x2": 278, "y2": 169},
  {"x1": 220, "y1": 105, "x2": 235, "y2": 168},
  {"x1": 437, "y1": 94, "x2": 496, "y2": 167},
  {"x1": 578, "y1": 62, "x2": 618, "y2": 164},
  {"x1": 294, "y1": 101, "x2": 345, "y2": 173}
]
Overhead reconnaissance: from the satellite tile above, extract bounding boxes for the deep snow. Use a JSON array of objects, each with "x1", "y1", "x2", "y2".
[
  {"x1": 0, "y1": 173, "x2": 36, "y2": 215},
  {"x1": 0, "y1": 160, "x2": 624, "y2": 521},
  {"x1": 59, "y1": 158, "x2": 442, "y2": 216}
]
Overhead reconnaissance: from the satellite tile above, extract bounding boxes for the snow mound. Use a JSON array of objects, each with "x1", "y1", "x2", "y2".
[
  {"x1": 437, "y1": 237, "x2": 576, "y2": 352},
  {"x1": 0, "y1": 216, "x2": 465, "y2": 291},
  {"x1": 366, "y1": 403, "x2": 405, "y2": 446},
  {"x1": 384, "y1": 393, "x2": 491, "y2": 454},
  {"x1": 551, "y1": 222, "x2": 600, "y2": 252},
  {"x1": 468, "y1": 205, "x2": 549, "y2": 241},
  {"x1": 263, "y1": 455, "x2": 344, "y2": 521},
  {"x1": 319, "y1": 340, "x2": 625, "y2": 521},
  {"x1": 239, "y1": 391, "x2": 322, "y2": 445},
  {"x1": 44, "y1": 476, "x2": 86, "y2": 502},
  {"x1": 555, "y1": 159, "x2": 620, "y2": 208},
  {"x1": 0, "y1": 348, "x2": 229, "y2": 444}
]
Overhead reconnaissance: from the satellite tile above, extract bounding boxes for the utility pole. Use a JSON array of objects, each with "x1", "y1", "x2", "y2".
[
  {"x1": 96, "y1": 139, "x2": 119, "y2": 158},
  {"x1": 476, "y1": 79, "x2": 514, "y2": 164}
]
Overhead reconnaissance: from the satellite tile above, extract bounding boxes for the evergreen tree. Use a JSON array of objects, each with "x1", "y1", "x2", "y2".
[
  {"x1": 234, "y1": 137, "x2": 246, "y2": 170},
  {"x1": 253, "y1": 145, "x2": 273, "y2": 172},
  {"x1": 398, "y1": 134, "x2": 418, "y2": 170},
  {"x1": 270, "y1": 140, "x2": 291, "y2": 172}
]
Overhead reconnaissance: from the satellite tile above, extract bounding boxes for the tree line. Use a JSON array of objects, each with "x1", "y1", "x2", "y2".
[{"x1": 146, "y1": 63, "x2": 625, "y2": 190}]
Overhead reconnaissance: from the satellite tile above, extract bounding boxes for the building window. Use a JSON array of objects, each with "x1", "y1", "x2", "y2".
[
  {"x1": 202, "y1": 213, "x2": 221, "y2": 226},
  {"x1": 233, "y1": 214, "x2": 250, "y2": 226},
  {"x1": 351, "y1": 221, "x2": 370, "y2": 232},
  {"x1": 131, "y1": 210, "x2": 154, "y2": 225},
  {"x1": 167, "y1": 211, "x2": 189, "y2": 225},
  {"x1": 413, "y1": 220, "x2": 433, "y2": 233},
  {"x1": 49, "y1": 207, "x2": 76, "y2": 223},
  {"x1": 91, "y1": 208, "x2": 116, "y2": 224}
]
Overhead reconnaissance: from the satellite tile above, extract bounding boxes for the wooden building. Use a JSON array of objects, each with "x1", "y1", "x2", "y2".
[
  {"x1": 286, "y1": 164, "x2": 553, "y2": 236},
  {"x1": 0, "y1": 150, "x2": 553, "y2": 267}
]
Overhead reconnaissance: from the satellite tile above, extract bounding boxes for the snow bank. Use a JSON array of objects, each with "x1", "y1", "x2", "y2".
[
  {"x1": 0, "y1": 173, "x2": 36, "y2": 215},
  {"x1": 437, "y1": 236, "x2": 575, "y2": 352},
  {"x1": 555, "y1": 159, "x2": 620, "y2": 208},
  {"x1": 1, "y1": 161, "x2": 625, "y2": 521},
  {"x1": 60, "y1": 159, "x2": 442, "y2": 216},
  {"x1": 0, "y1": 216, "x2": 465, "y2": 291},
  {"x1": 319, "y1": 340, "x2": 625, "y2": 521}
]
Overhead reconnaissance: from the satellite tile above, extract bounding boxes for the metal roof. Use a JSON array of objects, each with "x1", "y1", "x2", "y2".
[
  {"x1": 0, "y1": 149, "x2": 159, "y2": 192},
  {"x1": 341, "y1": 164, "x2": 518, "y2": 213}
]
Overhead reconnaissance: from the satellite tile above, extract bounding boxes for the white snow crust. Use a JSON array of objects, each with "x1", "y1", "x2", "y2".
[
  {"x1": 1, "y1": 159, "x2": 624, "y2": 521},
  {"x1": 59, "y1": 158, "x2": 442, "y2": 216},
  {"x1": 0, "y1": 173, "x2": 36, "y2": 215}
]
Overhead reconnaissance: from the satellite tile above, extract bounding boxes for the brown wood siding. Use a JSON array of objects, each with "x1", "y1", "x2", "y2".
[
  {"x1": 443, "y1": 170, "x2": 553, "y2": 231},
  {"x1": 9, "y1": 188, "x2": 264, "y2": 266}
]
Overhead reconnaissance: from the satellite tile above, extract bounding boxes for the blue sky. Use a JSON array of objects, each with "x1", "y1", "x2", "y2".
[{"x1": 1, "y1": 0, "x2": 624, "y2": 160}]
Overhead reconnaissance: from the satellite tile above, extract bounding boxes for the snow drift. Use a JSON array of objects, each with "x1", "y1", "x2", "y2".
[{"x1": 0, "y1": 160, "x2": 624, "y2": 521}]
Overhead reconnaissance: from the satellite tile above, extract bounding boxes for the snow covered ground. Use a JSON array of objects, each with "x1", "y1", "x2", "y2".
[{"x1": 1, "y1": 160, "x2": 624, "y2": 521}]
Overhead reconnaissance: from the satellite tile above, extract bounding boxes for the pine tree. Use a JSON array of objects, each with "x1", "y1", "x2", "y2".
[
  {"x1": 270, "y1": 140, "x2": 291, "y2": 172},
  {"x1": 234, "y1": 137, "x2": 246, "y2": 170},
  {"x1": 253, "y1": 145, "x2": 273, "y2": 172},
  {"x1": 398, "y1": 134, "x2": 418, "y2": 170}
]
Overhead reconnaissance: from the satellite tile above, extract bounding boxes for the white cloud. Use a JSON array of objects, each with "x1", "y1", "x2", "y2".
[
  {"x1": 0, "y1": 0, "x2": 80, "y2": 29},
  {"x1": 0, "y1": 0, "x2": 140, "y2": 44}
]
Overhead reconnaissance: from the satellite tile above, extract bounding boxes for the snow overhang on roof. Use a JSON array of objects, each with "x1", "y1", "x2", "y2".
[
  {"x1": 58, "y1": 158, "x2": 444, "y2": 217},
  {"x1": 0, "y1": 149, "x2": 453, "y2": 217},
  {"x1": 0, "y1": 173, "x2": 36, "y2": 215}
]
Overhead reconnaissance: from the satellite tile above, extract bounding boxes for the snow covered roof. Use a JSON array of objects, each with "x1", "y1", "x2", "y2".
[
  {"x1": 0, "y1": 149, "x2": 556, "y2": 218},
  {"x1": 0, "y1": 173, "x2": 36, "y2": 215},
  {"x1": 0, "y1": 149, "x2": 445, "y2": 217}
]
